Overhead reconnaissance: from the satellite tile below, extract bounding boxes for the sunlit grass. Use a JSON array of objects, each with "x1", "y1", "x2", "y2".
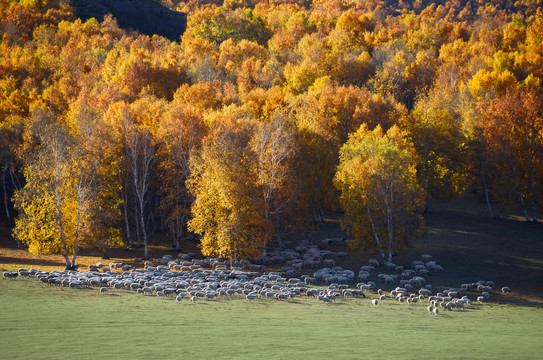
[{"x1": 1, "y1": 278, "x2": 542, "y2": 359}]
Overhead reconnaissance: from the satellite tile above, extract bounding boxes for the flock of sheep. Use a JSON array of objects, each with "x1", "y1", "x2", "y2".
[{"x1": 3, "y1": 242, "x2": 513, "y2": 315}]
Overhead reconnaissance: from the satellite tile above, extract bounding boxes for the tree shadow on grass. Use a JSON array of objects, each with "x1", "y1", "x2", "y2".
[{"x1": 0, "y1": 255, "x2": 65, "y2": 267}]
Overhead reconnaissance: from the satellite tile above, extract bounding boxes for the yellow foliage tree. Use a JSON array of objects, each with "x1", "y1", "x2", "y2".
[
  {"x1": 188, "y1": 118, "x2": 272, "y2": 261},
  {"x1": 334, "y1": 124, "x2": 424, "y2": 261},
  {"x1": 13, "y1": 105, "x2": 94, "y2": 269}
]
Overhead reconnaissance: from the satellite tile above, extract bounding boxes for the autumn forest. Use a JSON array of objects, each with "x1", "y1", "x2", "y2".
[{"x1": 1, "y1": 0, "x2": 542, "y2": 269}]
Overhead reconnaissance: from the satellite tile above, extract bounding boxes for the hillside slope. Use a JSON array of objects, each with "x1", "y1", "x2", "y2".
[{"x1": 71, "y1": 0, "x2": 187, "y2": 41}]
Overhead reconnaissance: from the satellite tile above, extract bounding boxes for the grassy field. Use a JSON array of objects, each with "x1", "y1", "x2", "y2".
[
  {"x1": 1, "y1": 200, "x2": 543, "y2": 359},
  {"x1": 1, "y1": 277, "x2": 542, "y2": 360}
]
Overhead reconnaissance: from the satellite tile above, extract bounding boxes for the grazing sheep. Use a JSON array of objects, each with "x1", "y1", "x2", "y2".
[
  {"x1": 3, "y1": 271, "x2": 18, "y2": 280},
  {"x1": 418, "y1": 269, "x2": 431, "y2": 277},
  {"x1": 368, "y1": 259, "x2": 379, "y2": 267},
  {"x1": 190, "y1": 296, "x2": 196, "y2": 302},
  {"x1": 384, "y1": 275, "x2": 396, "y2": 284},
  {"x1": 477, "y1": 296, "x2": 484, "y2": 303},
  {"x1": 321, "y1": 296, "x2": 331, "y2": 303},
  {"x1": 246, "y1": 293, "x2": 258, "y2": 301},
  {"x1": 384, "y1": 261, "x2": 396, "y2": 271},
  {"x1": 17, "y1": 269, "x2": 30, "y2": 277},
  {"x1": 176, "y1": 295, "x2": 184, "y2": 303},
  {"x1": 109, "y1": 262, "x2": 125, "y2": 271},
  {"x1": 156, "y1": 291, "x2": 165, "y2": 298},
  {"x1": 143, "y1": 287, "x2": 153, "y2": 295},
  {"x1": 432, "y1": 307, "x2": 439, "y2": 315},
  {"x1": 502, "y1": 287, "x2": 511, "y2": 293},
  {"x1": 482, "y1": 291, "x2": 490, "y2": 299},
  {"x1": 455, "y1": 301, "x2": 465, "y2": 310},
  {"x1": 379, "y1": 294, "x2": 386, "y2": 301},
  {"x1": 99, "y1": 287, "x2": 108, "y2": 294},
  {"x1": 357, "y1": 272, "x2": 371, "y2": 281},
  {"x1": 371, "y1": 297, "x2": 378, "y2": 306},
  {"x1": 419, "y1": 288, "x2": 432, "y2": 296},
  {"x1": 427, "y1": 305, "x2": 434, "y2": 313}
]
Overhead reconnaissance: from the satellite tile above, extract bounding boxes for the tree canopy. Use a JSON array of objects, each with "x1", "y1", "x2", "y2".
[
  {"x1": 334, "y1": 124, "x2": 424, "y2": 260},
  {"x1": 1, "y1": 0, "x2": 542, "y2": 265}
]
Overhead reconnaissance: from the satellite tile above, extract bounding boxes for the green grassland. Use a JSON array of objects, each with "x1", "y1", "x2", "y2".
[
  {"x1": 1, "y1": 200, "x2": 543, "y2": 359},
  {"x1": 1, "y1": 277, "x2": 542, "y2": 360}
]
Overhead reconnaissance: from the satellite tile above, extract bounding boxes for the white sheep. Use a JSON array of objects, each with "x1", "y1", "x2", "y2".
[
  {"x1": 99, "y1": 287, "x2": 108, "y2": 294},
  {"x1": 143, "y1": 287, "x2": 153, "y2": 295},
  {"x1": 427, "y1": 305, "x2": 434, "y2": 313},
  {"x1": 421, "y1": 254, "x2": 432, "y2": 261},
  {"x1": 371, "y1": 297, "x2": 378, "y2": 306},
  {"x1": 501, "y1": 287, "x2": 511, "y2": 293},
  {"x1": 246, "y1": 292, "x2": 258, "y2": 301},
  {"x1": 477, "y1": 296, "x2": 484, "y2": 303},
  {"x1": 432, "y1": 307, "x2": 439, "y2": 315}
]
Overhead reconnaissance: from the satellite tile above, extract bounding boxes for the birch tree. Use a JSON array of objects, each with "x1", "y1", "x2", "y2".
[
  {"x1": 188, "y1": 118, "x2": 271, "y2": 261},
  {"x1": 122, "y1": 106, "x2": 155, "y2": 259},
  {"x1": 13, "y1": 105, "x2": 93, "y2": 269},
  {"x1": 334, "y1": 124, "x2": 424, "y2": 261},
  {"x1": 251, "y1": 110, "x2": 300, "y2": 230}
]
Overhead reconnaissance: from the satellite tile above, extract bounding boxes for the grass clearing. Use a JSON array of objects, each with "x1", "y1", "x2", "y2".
[{"x1": 1, "y1": 277, "x2": 542, "y2": 359}]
